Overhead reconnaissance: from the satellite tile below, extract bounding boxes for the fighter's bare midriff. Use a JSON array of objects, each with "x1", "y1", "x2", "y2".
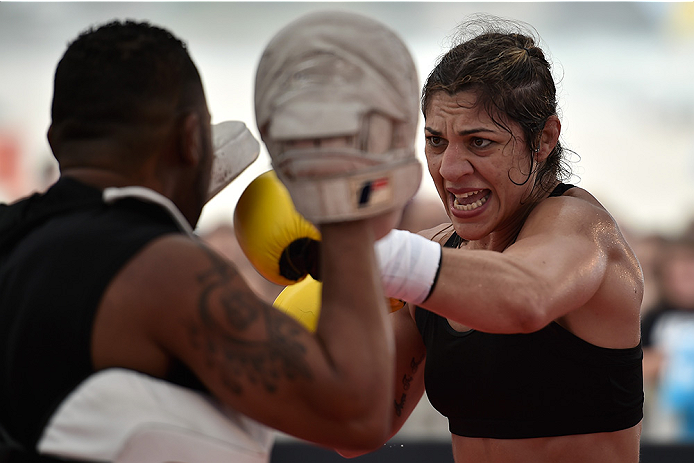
[{"x1": 451, "y1": 423, "x2": 641, "y2": 463}]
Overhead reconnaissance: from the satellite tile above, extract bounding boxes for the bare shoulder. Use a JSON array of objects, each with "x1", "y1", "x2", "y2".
[
  {"x1": 100, "y1": 233, "x2": 263, "y2": 326},
  {"x1": 521, "y1": 186, "x2": 626, "y2": 247},
  {"x1": 93, "y1": 233, "x2": 282, "y2": 384},
  {"x1": 519, "y1": 186, "x2": 643, "y2": 347}
]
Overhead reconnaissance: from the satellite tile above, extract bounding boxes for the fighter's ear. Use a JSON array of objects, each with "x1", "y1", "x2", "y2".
[{"x1": 536, "y1": 115, "x2": 560, "y2": 162}]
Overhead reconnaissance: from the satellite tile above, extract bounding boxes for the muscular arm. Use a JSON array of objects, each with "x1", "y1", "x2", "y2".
[
  {"x1": 338, "y1": 302, "x2": 427, "y2": 457},
  {"x1": 390, "y1": 304, "x2": 427, "y2": 433},
  {"x1": 93, "y1": 220, "x2": 394, "y2": 450},
  {"x1": 422, "y1": 195, "x2": 643, "y2": 343}
]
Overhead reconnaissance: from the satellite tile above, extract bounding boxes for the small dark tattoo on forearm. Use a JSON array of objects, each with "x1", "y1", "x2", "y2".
[
  {"x1": 189, "y1": 245, "x2": 313, "y2": 395},
  {"x1": 411, "y1": 354, "x2": 424, "y2": 373},
  {"x1": 403, "y1": 372, "x2": 413, "y2": 390},
  {"x1": 394, "y1": 393, "x2": 406, "y2": 417},
  {"x1": 393, "y1": 355, "x2": 425, "y2": 417}
]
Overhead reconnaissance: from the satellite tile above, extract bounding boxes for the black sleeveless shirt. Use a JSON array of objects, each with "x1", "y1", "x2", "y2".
[
  {"x1": 0, "y1": 178, "x2": 205, "y2": 449},
  {"x1": 415, "y1": 183, "x2": 644, "y2": 438}
]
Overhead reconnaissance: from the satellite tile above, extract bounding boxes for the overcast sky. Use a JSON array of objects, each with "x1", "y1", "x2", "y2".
[{"x1": 1, "y1": 2, "x2": 693, "y2": 237}]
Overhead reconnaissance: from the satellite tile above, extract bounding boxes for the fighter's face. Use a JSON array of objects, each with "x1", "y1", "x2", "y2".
[{"x1": 424, "y1": 90, "x2": 535, "y2": 243}]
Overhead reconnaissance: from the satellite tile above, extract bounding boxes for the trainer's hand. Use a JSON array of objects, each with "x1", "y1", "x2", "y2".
[{"x1": 233, "y1": 170, "x2": 321, "y2": 286}]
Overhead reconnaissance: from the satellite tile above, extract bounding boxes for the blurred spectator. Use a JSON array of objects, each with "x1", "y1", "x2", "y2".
[
  {"x1": 0, "y1": 122, "x2": 58, "y2": 201},
  {"x1": 641, "y1": 221, "x2": 694, "y2": 441}
]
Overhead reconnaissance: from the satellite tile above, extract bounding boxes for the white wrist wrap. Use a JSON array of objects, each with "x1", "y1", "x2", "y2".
[{"x1": 375, "y1": 229, "x2": 442, "y2": 304}]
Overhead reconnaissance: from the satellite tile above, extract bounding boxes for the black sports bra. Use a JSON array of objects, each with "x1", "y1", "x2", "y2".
[{"x1": 415, "y1": 183, "x2": 644, "y2": 438}]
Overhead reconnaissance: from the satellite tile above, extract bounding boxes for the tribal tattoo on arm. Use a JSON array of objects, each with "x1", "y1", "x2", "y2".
[{"x1": 188, "y1": 244, "x2": 313, "y2": 395}]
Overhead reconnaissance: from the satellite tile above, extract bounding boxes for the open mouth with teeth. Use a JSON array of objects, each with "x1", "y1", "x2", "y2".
[{"x1": 453, "y1": 189, "x2": 490, "y2": 211}]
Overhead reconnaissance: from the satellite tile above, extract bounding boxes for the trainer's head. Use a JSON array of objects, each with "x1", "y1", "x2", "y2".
[{"x1": 48, "y1": 20, "x2": 213, "y2": 225}]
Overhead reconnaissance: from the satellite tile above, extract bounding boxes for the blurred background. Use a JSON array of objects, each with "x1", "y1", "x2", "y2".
[
  {"x1": 2, "y1": 2, "x2": 694, "y2": 237},
  {"x1": 2, "y1": 1, "x2": 694, "y2": 460}
]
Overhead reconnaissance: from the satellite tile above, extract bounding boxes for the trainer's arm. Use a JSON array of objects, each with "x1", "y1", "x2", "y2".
[
  {"x1": 96, "y1": 220, "x2": 394, "y2": 451},
  {"x1": 338, "y1": 302, "x2": 427, "y2": 457}
]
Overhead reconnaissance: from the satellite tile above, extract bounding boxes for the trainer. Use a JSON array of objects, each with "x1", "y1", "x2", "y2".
[{"x1": 0, "y1": 18, "x2": 400, "y2": 462}]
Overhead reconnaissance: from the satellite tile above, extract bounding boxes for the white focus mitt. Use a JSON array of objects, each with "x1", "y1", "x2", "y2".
[
  {"x1": 206, "y1": 120, "x2": 260, "y2": 202},
  {"x1": 254, "y1": 11, "x2": 422, "y2": 223}
]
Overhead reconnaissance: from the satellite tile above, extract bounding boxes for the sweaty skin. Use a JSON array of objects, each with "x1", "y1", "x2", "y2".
[{"x1": 369, "y1": 91, "x2": 643, "y2": 463}]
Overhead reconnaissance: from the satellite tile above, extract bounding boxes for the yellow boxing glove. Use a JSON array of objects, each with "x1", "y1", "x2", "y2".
[
  {"x1": 273, "y1": 275, "x2": 405, "y2": 333},
  {"x1": 389, "y1": 298, "x2": 406, "y2": 312},
  {"x1": 234, "y1": 171, "x2": 321, "y2": 286},
  {"x1": 273, "y1": 275, "x2": 321, "y2": 332}
]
